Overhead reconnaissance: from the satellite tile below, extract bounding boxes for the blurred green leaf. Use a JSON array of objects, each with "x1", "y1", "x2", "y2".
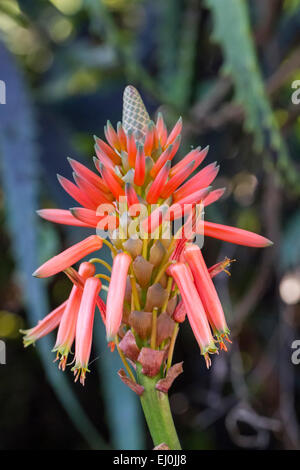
[{"x1": 280, "y1": 210, "x2": 300, "y2": 271}]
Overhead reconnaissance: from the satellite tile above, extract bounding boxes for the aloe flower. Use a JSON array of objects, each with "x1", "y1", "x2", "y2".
[
  {"x1": 106, "y1": 252, "x2": 131, "y2": 340},
  {"x1": 73, "y1": 277, "x2": 102, "y2": 385},
  {"x1": 53, "y1": 261, "x2": 96, "y2": 371},
  {"x1": 184, "y1": 244, "x2": 229, "y2": 348},
  {"x1": 22, "y1": 86, "x2": 272, "y2": 449}
]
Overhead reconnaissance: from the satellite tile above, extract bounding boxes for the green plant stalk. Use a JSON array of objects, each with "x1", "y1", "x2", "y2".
[{"x1": 136, "y1": 364, "x2": 181, "y2": 450}]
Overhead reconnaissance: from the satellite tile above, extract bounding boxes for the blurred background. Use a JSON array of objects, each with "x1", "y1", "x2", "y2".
[{"x1": 0, "y1": 0, "x2": 299, "y2": 450}]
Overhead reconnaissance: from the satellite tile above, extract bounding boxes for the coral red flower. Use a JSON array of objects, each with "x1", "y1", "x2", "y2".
[
  {"x1": 21, "y1": 301, "x2": 67, "y2": 347},
  {"x1": 72, "y1": 277, "x2": 102, "y2": 385},
  {"x1": 53, "y1": 262, "x2": 96, "y2": 370},
  {"x1": 33, "y1": 235, "x2": 103, "y2": 278},
  {"x1": 167, "y1": 263, "x2": 217, "y2": 366},
  {"x1": 184, "y1": 244, "x2": 229, "y2": 348},
  {"x1": 106, "y1": 253, "x2": 132, "y2": 340},
  {"x1": 202, "y1": 221, "x2": 273, "y2": 247}
]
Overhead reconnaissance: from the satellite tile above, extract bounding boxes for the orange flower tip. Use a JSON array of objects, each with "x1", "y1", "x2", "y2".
[
  {"x1": 265, "y1": 239, "x2": 274, "y2": 247},
  {"x1": 108, "y1": 341, "x2": 116, "y2": 352}
]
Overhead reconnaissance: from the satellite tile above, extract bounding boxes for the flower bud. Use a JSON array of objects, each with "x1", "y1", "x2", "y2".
[
  {"x1": 132, "y1": 256, "x2": 154, "y2": 287},
  {"x1": 166, "y1": 295, "x2": 177, "y2": 316},
  {"x1": 123, "y1": 237, "x2": 143, "y2": 259},
  {"x1": 145, "y1": 283, "x2": 168, "y2": 312},
  {"x1": 128, "y1": 310, "x2": 152, "y2": 339},
  {"x1": 156, "y1": 312, "x2": 175, "y2": 346},
  {"x1": 149, "y1": 241, "x2": 166, "y2": 266}
]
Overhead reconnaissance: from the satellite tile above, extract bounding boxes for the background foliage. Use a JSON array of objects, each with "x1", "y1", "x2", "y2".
[{"x1": 0, "y1": 0, "x2": 299, "y2": 450}]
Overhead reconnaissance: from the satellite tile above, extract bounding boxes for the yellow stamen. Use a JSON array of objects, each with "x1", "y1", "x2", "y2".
[
  {"x1": 89, "y1": 258, "x2": 112, "y2": 272},
  {"x1": 166, "y1": 323, "x2": 179, "y2": 371}
]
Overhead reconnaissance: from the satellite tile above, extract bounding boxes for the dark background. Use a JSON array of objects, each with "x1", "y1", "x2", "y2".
[{"x1": 0, "y1": 0, "x2": 300, "y2": 450}]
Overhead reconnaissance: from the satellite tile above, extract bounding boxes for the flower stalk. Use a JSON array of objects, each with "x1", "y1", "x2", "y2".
[{"x1": 136, "y1": 365, "x2": 181, "y2": 450}]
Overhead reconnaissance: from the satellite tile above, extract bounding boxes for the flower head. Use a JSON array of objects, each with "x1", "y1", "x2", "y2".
[{"x1": 23, "y1": 85, "x2": 272, "y2": 385}]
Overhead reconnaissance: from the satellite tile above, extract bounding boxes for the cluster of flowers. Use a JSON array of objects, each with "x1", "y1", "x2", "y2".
[{"x1": 22, "y1": 86, "x2": 272, "y2": 387}]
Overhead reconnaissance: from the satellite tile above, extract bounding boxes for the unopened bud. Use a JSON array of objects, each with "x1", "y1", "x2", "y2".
[
  {"x1": 157, "y1": 312, "x2": 175, "y2": 346},
  {"x1": 129, "y1": 310, "x2": 152, "y2": 339},
  {"x1": 149, "y1": 241, "x2": 166, "y2": 266},
  {"x1": 124, "y1": 275, "x2": 141, "y2": 304},
  {"x1": 132, "y1": 256, "x2": 154, "y2": 287},
  {"x1": 122, "y1": 303, "x2": 131, "y2": 324},
  {"x1": 173, "y1": 301, "x2": 186, "y2": 323},
  {"x1": 123, "y1": 237, "x2": 143, "y2": 259},
  {"x1": 166, "y1": 295, "x2": 177, "y2": 316},
  {"x1": 145, "y1": 283, "x2": 168, "y2": 312}
]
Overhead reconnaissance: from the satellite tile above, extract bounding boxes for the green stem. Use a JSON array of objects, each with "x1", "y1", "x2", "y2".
[{"x1": 136, "y1": 364, "x2": 181, "y2": 450}]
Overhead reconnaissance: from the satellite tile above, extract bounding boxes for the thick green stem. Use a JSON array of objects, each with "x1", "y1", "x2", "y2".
[{"x1": 136, "y1": 364, "x2": 181, "y2": 450}]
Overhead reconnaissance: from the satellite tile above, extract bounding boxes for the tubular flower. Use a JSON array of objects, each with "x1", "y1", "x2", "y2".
[
  {"x1": 53, "y1": 262, "x2": 96, "y2": 370},
  {"x1": 184, "y1": 244, "x2": 230, "y2": 349},
  {"x1": 106, "y1": 253, "x2": 132, "y2": 340},
  {"x1": 33, "y1": 235, "x2": 103, "y2": 278},
  {"x1": 21, "y1": 301, "x2": 67, "y2": 347},
  {"x1": 167, "y1": 263, "x2": 217, "y2": 367},
  {"x1": 23, "y1": 85, "x2": 272, "y2": 390},
  {"x1": 72, "y1": 277, "x2": 102, "y2": 385}
]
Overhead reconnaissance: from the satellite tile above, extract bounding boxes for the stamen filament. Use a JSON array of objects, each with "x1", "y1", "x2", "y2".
[
  {"x1": 102, "y1": 238, "x2": 117, "y2": 256},
  {"x1": 166, "y1": 323, "x2": 179, "y2": 371},
  {"x1": 161, "y1": 276, "x2": 173, "y2": 313},
  {"x1": 95, "y1": 273, "x2": 111, "y2": 283},
  {"x1": 89, "y1": 258, "x2": 112, "y2": 272}
]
